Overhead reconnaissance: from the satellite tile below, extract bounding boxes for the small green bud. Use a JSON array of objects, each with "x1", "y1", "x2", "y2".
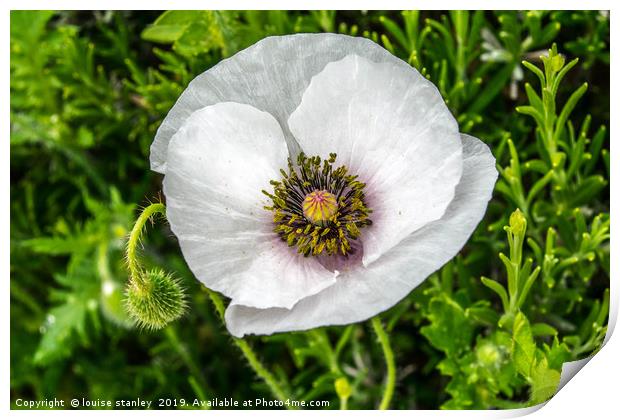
[
  {"x1": 509, "y1": 209, "x2": 527, "y2": 238},
  {"x1": 125, "y1": 269, "x2": 187, "y2": 330},
  {"x1": 476, "y1": 342, "x2": 501, "y2": 367},
  {"x1": 334, "y1": 377, "x2": 352, "y2": 400},
  {"x1": 550, "y1": 53, "x2": 565, "y2": 72}
]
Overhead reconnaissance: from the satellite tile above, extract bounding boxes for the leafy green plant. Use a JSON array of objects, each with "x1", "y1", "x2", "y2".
[{"x1": 21, "y1": 189, "x2": 135, "y2": 365}]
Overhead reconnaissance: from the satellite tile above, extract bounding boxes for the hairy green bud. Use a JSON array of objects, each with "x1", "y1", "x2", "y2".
[
  {"x1": 125, "y1": 269, "x2": 186, "y2": 330},
  {"x1": 124, "y1": 202, "x2": 189, "y2": 330}
]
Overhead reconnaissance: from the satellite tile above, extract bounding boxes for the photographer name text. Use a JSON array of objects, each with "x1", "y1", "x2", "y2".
[{"x1": 14, "y1": 397, "x2": 330, "y2": 409}]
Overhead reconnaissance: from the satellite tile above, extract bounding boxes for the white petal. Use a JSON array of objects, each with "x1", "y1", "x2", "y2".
[
  {"x1": 151, "y1": 34, "x2": 414, "y2": 173},
  {"x1": 164, "y1": 102, "x2": 335, "y2": 310},
  {"x1": 225, "y1": 134, "x2": 497, "y2": 337},
  {"x1": 288, "y1": 54, "x2": 463, "y2": 267}
]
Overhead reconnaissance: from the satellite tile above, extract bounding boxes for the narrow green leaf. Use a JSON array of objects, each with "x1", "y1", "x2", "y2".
[
  {"x1": 522, "y1": 60, "x2": 545, "y2": 87},
  {"x1": 523, "y1": 159, "x2": 549, "y2": 174},
  {"x1": 141, "y1": 24, "x2": 187, "y2": 43},
  {"x1": 583, "y1": 125, "x2": 606, "y2": 175},
  {"x1": 568, "y1": 175, "x2": 606, "y2": 207},
  {"x1": 554, "y1": 83, "x2": 588, "y2": 140},
  {"x1": 481, "y1": 277, "x2": 509, "y2": 312},
  {"x1": 552, "y1": 57, "x2": 579, "y2": 97},
  {"x1": 524, "y1": 82, "x2": 543, "y2": 111},
  {"x1": 516, "y1": 105, "x2": 546, "y2": 128},
  {"x1": 518, "y1": 266, "x2": 541, "y2": 307},
  {"x1": 531, "y1": 323, "x2": 558, "y2": 337},
  {"x1": 467, "y1": 63, "x2": 514, "y2": 113},
  {"x1": 526, "y1": 170, "x2": 554, "y2": 206},
  {"x1": 379, "y1": 16, "x2": 409, "y2": 50}
]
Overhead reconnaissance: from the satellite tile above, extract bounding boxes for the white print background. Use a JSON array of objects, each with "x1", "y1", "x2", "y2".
[{"x1": 1, "y1": 0, "x2": 617, "y2": 418}]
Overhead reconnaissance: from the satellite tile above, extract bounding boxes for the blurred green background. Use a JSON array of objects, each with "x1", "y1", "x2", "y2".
[{"x1": 10, "y1": 10, "x2": 609, "y2": 409}]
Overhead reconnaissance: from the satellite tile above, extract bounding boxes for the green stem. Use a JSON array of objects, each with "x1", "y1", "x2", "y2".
[
  {"x1": 310, "y1": 330, "x2": 348, "y2": 409},
  {"x1": 309, "y1": 329, "x2": 341, "y2": 374},
  {"x1": 205, "y1": 288, "x2": 293, "y2": 408},
  {"x1": 164, "y1": 327, "x2": 210, "y2": 403},
  {"x1": 188, "y1": 377, "x2": 209, "y2": 410},
  {"x1": 234, "y1": 339, "x2": 292, "y2": 406},
  {"x1": 97, "y1": 243, "x2": 114, "y2": 284},
  {"x1": 126, "y1": 202, "x2": 166, "y2": 286},
  {"x1": 371, "y1": 316, "x2": 396, "y2": 410}
]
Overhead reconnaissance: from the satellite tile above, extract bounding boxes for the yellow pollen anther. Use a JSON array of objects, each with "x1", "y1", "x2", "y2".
[{"x1": 302, "y1": 190, "x2": 338, "y2": 225}]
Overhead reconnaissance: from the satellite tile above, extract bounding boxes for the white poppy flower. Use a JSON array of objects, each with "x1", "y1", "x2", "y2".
[{"x1": 151, "y1": 34, "x2": 498, "y2": 337}]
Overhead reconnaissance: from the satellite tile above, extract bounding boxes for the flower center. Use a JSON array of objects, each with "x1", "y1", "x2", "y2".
[
  {"x1": 302, "y1": 190, "x2": 338, "y2": 226},
  {"x1": 263, "y1": 153, "x2": 372, "y2": 257}
]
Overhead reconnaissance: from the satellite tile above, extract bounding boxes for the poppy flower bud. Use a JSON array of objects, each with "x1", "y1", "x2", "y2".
[{"x1": 125, "y1": 269, "x2": 186, "y2": 330}]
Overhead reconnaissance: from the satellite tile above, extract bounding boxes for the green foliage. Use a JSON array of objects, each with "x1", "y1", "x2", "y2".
[
  {"x1": 421, "y1": 294, "x2": 475, "y2": 359},
  {"x1": 11, "y1": 11, "x2": 608, "y2": 410},
  {"x1": 20, "y1": 188, "x2": 135, "y2": 365},
  {"x1": 142, "y1": 11, "x2": 239, "y2": 57},
  {"x1": 415, "y1": 208, "x2": 607, "y2": 409}
]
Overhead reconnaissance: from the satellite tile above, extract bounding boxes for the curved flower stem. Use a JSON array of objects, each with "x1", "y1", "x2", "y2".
[
  {"x1": 126, "y1": 202, "x2": 166, "y2": 287},
  {"x1": 371, "y1": 316, "x2": 396, "y2": 410},
  {"x1": 205, "y1": 288, "x2": 294, "y2": 408}
]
